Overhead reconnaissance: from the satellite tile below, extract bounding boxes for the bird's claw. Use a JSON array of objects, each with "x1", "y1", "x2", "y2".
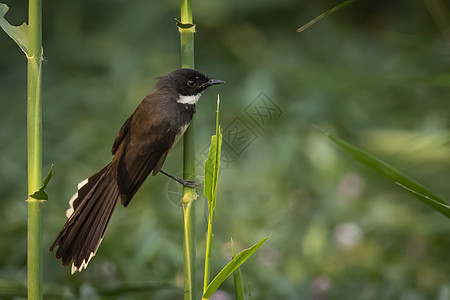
[{"x1": 181, "y1": 180, "x2": 197, "y2": 188}]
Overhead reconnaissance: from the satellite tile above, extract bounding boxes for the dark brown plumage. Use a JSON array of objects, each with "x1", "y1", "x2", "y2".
[{"x1": 50, "y1": 69, "x2": 224, "y2": 273}]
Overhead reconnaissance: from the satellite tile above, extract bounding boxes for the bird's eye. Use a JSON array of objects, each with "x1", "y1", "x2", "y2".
[{"x1": 187, "y1": 80, "x2": 195, "y2": 87}]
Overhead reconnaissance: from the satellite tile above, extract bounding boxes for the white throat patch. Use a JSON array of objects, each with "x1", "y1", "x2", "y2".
[{"x1": 177, "y1": 93, "x2": 202, "y2": 105}]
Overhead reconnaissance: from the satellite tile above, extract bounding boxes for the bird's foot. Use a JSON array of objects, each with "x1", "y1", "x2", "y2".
[
  {"x1": 160, "y1": 170, "x2": 197, "y2": 187},
  {"x1": 179, "y1": 179, "x2": 197, "y2": 188}
]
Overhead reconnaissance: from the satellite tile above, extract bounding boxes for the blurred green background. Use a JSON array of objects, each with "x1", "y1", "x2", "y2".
[{"x1": 1, "y1": 0, "x2": 449, "y2": 299}]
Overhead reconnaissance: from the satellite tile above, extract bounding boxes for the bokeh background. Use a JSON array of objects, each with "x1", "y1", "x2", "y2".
[{"x1": 1, "y1": 0, "x2": 449, "y2": 299}]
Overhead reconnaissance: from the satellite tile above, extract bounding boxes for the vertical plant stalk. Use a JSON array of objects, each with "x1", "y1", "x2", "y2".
[
  {"x1": 179, "y1": 0, "x2": 196, "y2": 299},
  {"x1": 203, "y1": 97, "x2": 221, "y2": 294},
  {"x1": 203, "y1": 203, "x2": 213, "y2": 293},
  {"x1": 26, "y1": 0, "x2": 43, "y2": 298}
]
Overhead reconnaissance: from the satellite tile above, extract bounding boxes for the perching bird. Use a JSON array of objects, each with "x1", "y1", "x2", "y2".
[{"x1": 50, "y1": 69, "x2": 224, "y2": 273}]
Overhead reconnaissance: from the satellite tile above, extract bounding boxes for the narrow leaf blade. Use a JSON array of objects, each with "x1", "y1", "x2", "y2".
[
  {"x1": 396, "y1": 183, "x2": 450, "y2": 214},
  {"x1": 204, "y1": 96, "x2": 222, "y2": 208},
  {"x1": 318, "y1": 127, "x2": 450, "y2": 217},
  {"x1": 203, "y1": 237, "x2": 269, "y2": 299},
  {"x1": 203, "y1": 97, "x2": 222, "y2": 292},
  {"x1": 231, "y1": 238, "x2": 245, "y2": 300},
  {"x1": 0, "y1": 3, "x2": 29, "y2": 55},
  {"x1": 29, "y1": 164, "x2": 53, "y2": 201},
  {"x1": 297, "y1": 0, "x2": 359, "y2": 33},
  {"x1": 204, "y1": 135, "x2": 217, "y2": 202}
]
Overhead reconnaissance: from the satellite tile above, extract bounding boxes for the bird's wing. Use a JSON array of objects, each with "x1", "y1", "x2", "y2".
[
  {"x1": 111, "y1": 116, "x2": 131, "y2": 155},
  {"x1": 116, "y1": 107, "x2": 177, "y2": 207},
  {"x1": 152, "y1": 151, "x2": 169, "y2": 176}
]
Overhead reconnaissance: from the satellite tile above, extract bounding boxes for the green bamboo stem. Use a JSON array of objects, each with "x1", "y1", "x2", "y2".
[
  {"x1": 179, "y1": 0, "x2": 196, "y2": 299},
  {"x1": 26, "y1": 0, "x2": 43, "y2": 298}
]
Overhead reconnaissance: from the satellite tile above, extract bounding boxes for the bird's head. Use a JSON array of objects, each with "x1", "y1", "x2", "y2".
[{"x1": 156, "y1": 69, "x2": 225, "y2": 104}]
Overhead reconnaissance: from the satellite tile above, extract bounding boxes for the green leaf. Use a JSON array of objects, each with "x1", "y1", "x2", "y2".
[
  {"x1": 396, "y1": 183, "x2": 450, "y2": 214},
  {"x1": 0, "y1": 3, "x2": 29, "y2": 56},
  {"x1": 204, "y1": 96, "x2": 222, "y2": 211},
  {"x1": 231, "y1": 238, "x2": 245, "y2": 300},
  {"x1": 297, "y1": 0, "x2": 359, "y2": 33},
  {"x1": 318, "y1": 127, "x2": 450, "y2": 218},
  {"x1": 29, "y1": 164, "x2": 53, "y2": 201},
  {"x1": 203, "y1": 96, "x2": 222, "y2": 294},
  {"x1": 202, "y1": 237, "x2": 269, "y2": 299},
  {"x1": 175, "y1": 18, "x2": 195, "y2": 30}
]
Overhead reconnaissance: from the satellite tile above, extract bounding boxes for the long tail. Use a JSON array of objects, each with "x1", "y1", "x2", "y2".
[{"x1": 50, "y1": 163, "x2": 119, "y2": 274}]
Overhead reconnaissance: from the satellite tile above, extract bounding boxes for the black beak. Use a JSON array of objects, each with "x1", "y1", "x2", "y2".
[{"x1": 203, "y1": 79, "x2": 225, "y2": 88}]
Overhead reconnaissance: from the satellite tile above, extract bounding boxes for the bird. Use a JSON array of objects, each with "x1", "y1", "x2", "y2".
[{"x1": 50, "y1": 68, "x2": 225, "y2": 274}]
